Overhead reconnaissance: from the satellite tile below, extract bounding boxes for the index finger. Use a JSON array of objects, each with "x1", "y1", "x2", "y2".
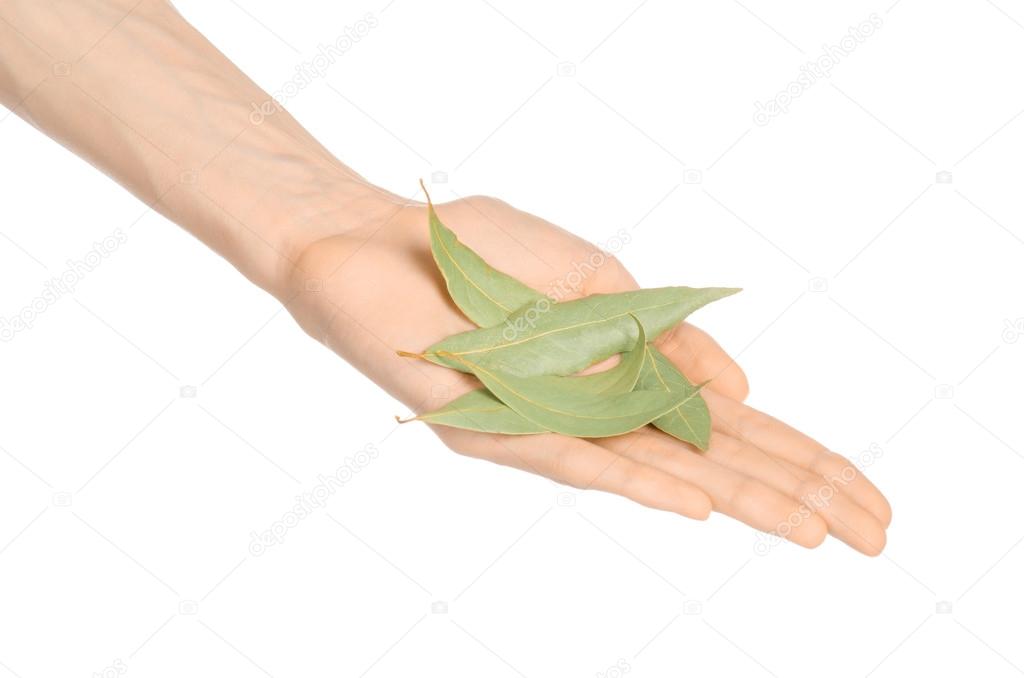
[{"x1": 656, "y1": 322, "x2": 749, "y2": 402}]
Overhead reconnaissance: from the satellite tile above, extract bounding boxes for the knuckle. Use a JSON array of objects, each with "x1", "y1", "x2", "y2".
[
  {"x1": 710, "y1": 433, "x2": 744, "y2": 462},
  {"x1": 459, "y1": 194, "x2": 508, "y2": 213},
  {"x1": 730, "y1": 405, "x2": 760, "y2": 437},
  {"x1": 720, "y1": 476, "x2": 756, "y2": 509},
  {"x1": 795, "y1": 478, "x2": 836, "y2": 512},
  {"x1": 541, "y1": 447, "x2": 579, "y2": 487},
  {"x1": 812, "y1": 449, "x2": 853, "y2": 479}
]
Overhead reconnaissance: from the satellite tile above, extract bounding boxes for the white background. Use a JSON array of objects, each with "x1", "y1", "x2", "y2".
[{"x1": 2, "y1": 1, "x2": 1023, "y2": 676}]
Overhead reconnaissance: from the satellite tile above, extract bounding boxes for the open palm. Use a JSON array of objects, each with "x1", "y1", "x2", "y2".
[{"x1": 285, "y1": 193, "x2": 891, "y2": 555}]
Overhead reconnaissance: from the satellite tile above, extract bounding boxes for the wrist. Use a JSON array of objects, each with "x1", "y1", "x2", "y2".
[
  {"x1": 164, "y1": 132, "x2": 401, "y2": 299},
  {"x1": 1, "y1": 0, "x2": 407, "y2": 300}
]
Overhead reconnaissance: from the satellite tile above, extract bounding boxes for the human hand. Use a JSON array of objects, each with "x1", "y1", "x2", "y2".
[
  {"x1": 285, "y1": 192, "x2": 892, "y2": 555},
  {"x1": 0, "y1": 0, "x2": 888, "y2": 553}
]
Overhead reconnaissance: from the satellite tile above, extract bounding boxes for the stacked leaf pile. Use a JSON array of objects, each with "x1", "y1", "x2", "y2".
[{"x1": 398, "y1": 184, "x2": 738, "y2": 450}]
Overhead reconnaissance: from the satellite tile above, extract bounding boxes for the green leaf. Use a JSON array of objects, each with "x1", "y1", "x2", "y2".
[
  {"x1": 442, "y1": 350, "x2": 696, "y2": 438},
  {"x1": 551, "y1": 313, "x2": 648, "y2": 394},
  {"x1": 411, "y1": 316, "x2": 649, "y2": 434},
  {"x1": 416, "y1": 190, "x2": 729, "y2": 449},
  {"x1": 423, "y1": 180, "x2": 542, "y2": 327},
  {"x1": 639, "y1": 346, "x2": 712, "y2": 450},
  {"x1": 407, "y1": 388, "x2": 547, "y2": 434},
  {"x1": 421, "y1": 286, "x2": 739, "y2": 378}
]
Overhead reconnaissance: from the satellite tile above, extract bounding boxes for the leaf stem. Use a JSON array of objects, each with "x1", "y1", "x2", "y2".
[{"x1": 418, "y1": 177, "x2": 433, "y2": 207}]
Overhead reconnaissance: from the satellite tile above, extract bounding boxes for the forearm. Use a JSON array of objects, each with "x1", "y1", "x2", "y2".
[{"x1": 0, "y1": 0, "x2": 394, "y2": 297}]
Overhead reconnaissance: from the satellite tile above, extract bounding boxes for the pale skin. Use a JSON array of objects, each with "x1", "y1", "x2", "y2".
[{"x1": 1, "y1": 0, "x2": 891, "y2": 554}]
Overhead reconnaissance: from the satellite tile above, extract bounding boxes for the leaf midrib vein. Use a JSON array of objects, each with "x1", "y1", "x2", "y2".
[
  {"x1": 433, "y1": 220, "x2": 515, "y2": 314},
  {"x1": 646, "y1": 347, "x2": 701, "y2": 439},
  {"x1": 469, "y1": 358, "x2": 673, "y2": 423},
  {"x1": 436, "y1": 299, "x2": 682, "y2": 358},
  {"x1": 421, "y1": 405, "x2": 507, "y2": 417}
]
